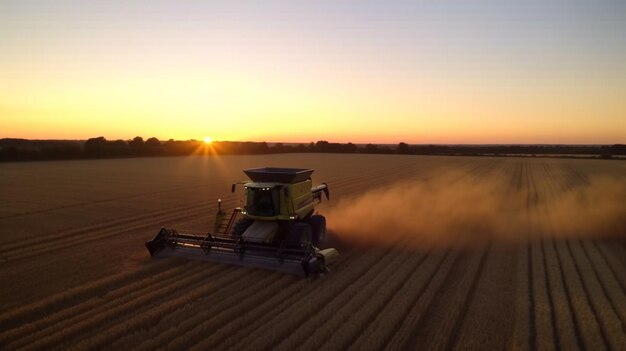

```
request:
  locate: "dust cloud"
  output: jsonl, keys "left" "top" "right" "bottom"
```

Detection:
{"left": 325, "top": 174, "right": 626, "bottom": 249}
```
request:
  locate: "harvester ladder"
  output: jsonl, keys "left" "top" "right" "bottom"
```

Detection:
{"left": 216, "top": 208, "right": 242, "bottom": 234}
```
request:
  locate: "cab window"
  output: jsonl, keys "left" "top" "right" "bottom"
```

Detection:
{"left": 246, "top": 188, "right": 277, "bottom": 216}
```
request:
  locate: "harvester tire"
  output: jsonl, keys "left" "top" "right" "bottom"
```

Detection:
{"left": 286, "top": 223, "right": 312, "bottom": 248}
{"left": 309, "top": 215, "right": 326, "bottom": 246}
{"left": 231, "top": 218, "right": 253, "bottom": 236}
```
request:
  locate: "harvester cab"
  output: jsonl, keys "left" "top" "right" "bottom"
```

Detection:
{"left": 145, "top": 167, "right": 338, "bottom": 277}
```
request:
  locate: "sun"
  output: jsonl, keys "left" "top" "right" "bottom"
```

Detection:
{"left": 203, "top": 136, "right": 213, "bottom": 144}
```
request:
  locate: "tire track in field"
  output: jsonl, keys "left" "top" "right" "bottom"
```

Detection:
{"left": 427, "top": 246, "right": 489, "bottom": 351}
{"left": 280, "top": 251, "right": 427, "bottom": 351}
{"left": 0, "top": 203, "right": 230, "bottom": 263}
{"left": 0, "top": 258, "right": 172, "bottom": 332}
{"left": 312, "top": 163, "right": 500, "bottom": 349}
{"left": 0, "top": 177, "right": 233, "bottom": 220}
{"left": 542, "top": 237, "right": 581, "bottom": 351}
{"left": 538, "top": 159, "right": 608, "bottom": 349}
{"left": 450, "top": 247, "right": 518, "bottom": 351}
{"left": 550, "top": 237, "right": 606, "bottom": 349}
{"left": 162, "top": 273, "right": 297, "bottom": 350}
{"left": 123, "top": 268, "right": 291, "bottom": 350}
{"left": 531, "top": 241, "right": 558, "bottom": 351}
{"left": 540, "top": 160, "right": 588, "bottom": 351}
{"left": 3, "top": 263, "right": 212, "bottom": 350}
{"left": 0, "top": 260, "right": 194, "bottom": 344}
{"left": 547, "top": 162, "right": 625, "bottom": 350}
{"left": 567, "top": 240, "right": 624, "bottom": 350}
{"left": 443, "top": 157, "right": 504, "bottom": 186}
{"left": 7, "top": 263, "right": 284, "bottom": 350}
{"left": 580, "top": 241, "right": 626, "bottom": 330}
{"left": 177, "top": 254, "right": 361, "bottom": 351}
{"left": 44, "top": 264, "right": 237, "bottom": 351}
{"left": 352, "top": 154, "right": 500, "bottom": 351}
{"left": 0, "top": 192, "right": 238, "bottom": 258}
{"left": 345, "top": 251, "right": 451, "bottom": 351}
{"left": 338, "top": 162, "right": 506, "bottom": 348}
{"left": 528, "top": 161, "right": 559, "bottom": 351}
{"left": 310, "top": 162, "right": 500, "bottom": 348}
{"left": 8, "top": 266, "right": 204, "bottom": 349}
{"left": 350, "top": 159, "right": 505, "bottom": 351}
{"left": 555, "top": 239, "right": 609, "bottom": 351}
{"left": 0, "top": 181, "right": 229, "bottom": 220}
{"left": 510, "top": 158, "right": 537, "bottom": 351}
{"left": 69, "top": 266, "right": 264, "bottom": 351}
{"left": 378, "top": 251, "right": 459, "bottom": 351}
{"left": 222, "top": 247, "right": 400, "bottom": 351}
{"left": 514, "top": 159, "right": 542, "bottom": 351}
{"left": 511, "top": 242, "right": 533, "bottom": 351}
{"left": 0, "top": 195, "right": 232, "bottom": 253}
{"left": 452, "top": 158, "right": 520, "bottom": 350}
{"left": 401, "top": 246, "right": 489, "bottom": 351}
{"left": 592, "top": 241, "right": 626, "bottom": 293}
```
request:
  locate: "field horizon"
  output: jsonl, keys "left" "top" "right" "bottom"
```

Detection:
{"left": 3, "top": 137, "right": 624, "bottom": 146}
{"left": 2, "top": 137, "right": 625, "bottom": 163}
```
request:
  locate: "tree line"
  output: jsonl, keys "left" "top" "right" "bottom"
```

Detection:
{"left": 0, "top": 137, "right": 624, "bottom": 162}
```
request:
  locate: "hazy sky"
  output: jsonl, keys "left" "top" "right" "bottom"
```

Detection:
{"left": 1, "top": 0, "right": 625, "bottom": 143}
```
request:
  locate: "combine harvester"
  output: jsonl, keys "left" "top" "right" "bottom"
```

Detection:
{"left": 146, "top": 167, "right": 339, "bottom": 277}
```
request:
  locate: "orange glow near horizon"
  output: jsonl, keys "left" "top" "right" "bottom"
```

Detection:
{"left": 1, "top": 1, "right": 625, "bottom": 145}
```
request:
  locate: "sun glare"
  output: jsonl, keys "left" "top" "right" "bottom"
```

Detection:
{"left": 203, "top": 136, "right": 213, "bottom": 144}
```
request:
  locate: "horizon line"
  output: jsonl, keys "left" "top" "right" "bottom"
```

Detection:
{"left": 1, "top": 137, "right": 623, "bottom": 147}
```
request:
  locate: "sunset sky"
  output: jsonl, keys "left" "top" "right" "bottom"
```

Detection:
{"left": 1, "top": 0, "right": 625, "bottom": 144}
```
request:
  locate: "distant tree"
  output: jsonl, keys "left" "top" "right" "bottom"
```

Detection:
{"left": 84, "top": 137, "right": 108, "bottom": 157}
{"left": 397, "top": 142, "right": 410, "bottom": 154}
{"left": 255, "top": 142, "right": 269, "bottom": 154}
{"left": 343, "top": 142, "right": 357, "bottom": 154}
{"left": 130, "top": 136, "right": 144, "bottom": 144}
{"left": 40, "top": 144, "right": 81, "bottom": 159}
{"left": 128, "top": 136, "right": 144, "bottom": 155}
{"left": 378, "top": 145, "right": 392, "bottom": 154}
{"left": 143, "top": 137, "right": 161, "bottom": 155}
{"left": 609, "top": 144, "right": 626, "bottom": 155}
{"left": 315, "top": 140, "right": 331, "bottom": 152}
{"left": 145, "top": 137, "right": 160, "bottom": 147}
{"left": 163, "top": 139, "right": 173, "bottom": 154}
{"left": 109, "top": 139, "right": 129, "bottom": 156}
{"left": 0, "top": 146, "right": 20, "bottom": 161}
{"left": 364, "top": 143, "right": 378, "bottom": 154}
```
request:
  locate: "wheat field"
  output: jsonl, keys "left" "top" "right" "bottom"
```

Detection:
{"left": 0, "top": 154, "right": 624, "bottom": 350}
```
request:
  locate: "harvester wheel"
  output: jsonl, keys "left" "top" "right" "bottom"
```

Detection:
{"left": 309, "top": 215, "right": 326, "bottom": 246}
{"left": 231, "top": 218, "right": 253, "bottom": 236}
{"left": 286, "top": 223, "right": 312, "bottom": 248}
